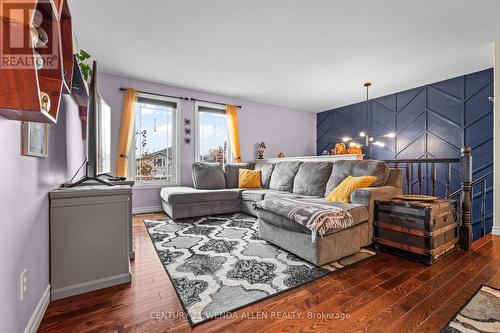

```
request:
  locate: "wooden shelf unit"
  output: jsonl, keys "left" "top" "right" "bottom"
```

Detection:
{"left": 0, "top": 0, "right": 74, "bottom": 124}
{"left": 59, "top": 0, "right": 73, "bottom": 93}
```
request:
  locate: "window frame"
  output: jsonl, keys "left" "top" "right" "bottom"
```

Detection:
{"left": 194, "top": 101, "right": 232, "bottom": 163}
{"left": 129, "top": 93, "right": 181, "bottom": 188}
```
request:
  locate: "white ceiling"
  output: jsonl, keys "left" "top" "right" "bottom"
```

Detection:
{"left": 69, "top": 0, "right": 500, "bottom": 112}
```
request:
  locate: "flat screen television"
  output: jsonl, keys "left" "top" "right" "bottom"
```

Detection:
{"left": 68, "top": 61, "right": 113, "bottom": 187}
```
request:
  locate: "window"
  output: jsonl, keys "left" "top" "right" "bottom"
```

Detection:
{"left": 195, "top": 102, "right": 231, "bottom": 163}
{"left": 97, "top": 94, "right": 111, "bottom": 174}
{"left": 130, "top": 94, "right": 180, "bottom": 185}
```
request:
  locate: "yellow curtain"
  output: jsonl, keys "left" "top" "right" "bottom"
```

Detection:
{"left": 226, "top": 105, "right": 241, "bottom": 163}
{"left": 115, "top": 88, "right": 138, "bottom": 176}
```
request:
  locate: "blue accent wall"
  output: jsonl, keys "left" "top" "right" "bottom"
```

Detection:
{"left": 316, "top": 68, "right": 494, "bottom": 240}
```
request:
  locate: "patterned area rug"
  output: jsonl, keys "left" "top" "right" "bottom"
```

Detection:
{"left": 144, "top": 212, "right": 375, "bottom": 326}
{"left": 441, "top": 285, "right": 500, "bottom": 332}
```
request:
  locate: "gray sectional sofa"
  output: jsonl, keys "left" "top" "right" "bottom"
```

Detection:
{"left": 160, "top": 160, "right": 402, "bottom": 265}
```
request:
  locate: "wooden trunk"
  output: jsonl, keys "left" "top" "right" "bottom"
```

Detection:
{"left": 374, "top": 199, "right": 458, "bottom": 265}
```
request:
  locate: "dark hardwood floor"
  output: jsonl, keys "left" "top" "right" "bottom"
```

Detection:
{"left": 39, "top": 213, "right": 500, "bottom": 333}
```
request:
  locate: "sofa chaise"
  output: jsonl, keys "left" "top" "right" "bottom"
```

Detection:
{"left": 160, "top": 160, "right": 402, "bottom": 265}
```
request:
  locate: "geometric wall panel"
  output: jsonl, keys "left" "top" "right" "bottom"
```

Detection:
{"left": 465, "top": 82, "right": 493, "bottom": 125}
{"left": 397, "top": 89, "right": 426, "bottom": 131}
{"left": 431, "top": 76, "right": 463, "bottom": 100}
{"left": 427, "top": 86, "right": 463, "bottom": 125}
{"left": 317, "top": 68, "right": 494, "bottom": 240}
{"left": 427, "top": 113, "right": 462, "bottom": 149}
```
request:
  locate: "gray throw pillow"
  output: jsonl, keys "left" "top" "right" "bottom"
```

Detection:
{"left": 254, "top": 162, "right": 275, "bottom": 188}
{"left": 324, "top": 160, "right": 389, "bottom": 196}
{"left": 192, "top": 162, "right": 226, "bottom": 189}
{"left": 293, "top": 161, "right": 333, "bottom": 196}
{"left": 269, "top": 161, "right": 302, "bottom": 192}
{"left": 223, "top": 162, "right": 256, "bottom": 188}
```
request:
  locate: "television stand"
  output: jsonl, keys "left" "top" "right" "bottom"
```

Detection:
{"left": 98, "top": 173, "right": 127, "bottom": 182}
{"left": 65, "top": 175, "right": 114, "bottom": 188}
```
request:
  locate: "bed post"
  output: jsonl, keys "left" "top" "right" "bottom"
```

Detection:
{"left": 459, "top": 146, "right": 473, "bottom": 251}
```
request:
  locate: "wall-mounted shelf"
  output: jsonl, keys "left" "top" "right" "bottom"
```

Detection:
{"left": 0, "top": 0, "right": 74, "bottom": 123}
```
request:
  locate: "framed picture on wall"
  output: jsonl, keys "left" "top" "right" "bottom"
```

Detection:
{"left": 21, "top": 122, "right": 48, "bottom": 158}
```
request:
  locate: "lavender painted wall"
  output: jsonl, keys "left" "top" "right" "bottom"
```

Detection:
{"left": 98, "top": 73, "right": 317, "bottom": 210}
{"left": 0, "top": 95, "right": 85, "bottom": 333}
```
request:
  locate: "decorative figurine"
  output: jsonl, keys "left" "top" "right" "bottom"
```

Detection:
{"left": 257, "top": 142, "right": 266, "bottom": 159}
{"left": 278, "top": 152, "right": 285, "bottom": 158}
{"left": 322, "top": 150, "right": 329, "bottom": 155}
{"left": 40, "top": 92, "right": 50, "bottom": 112}
{"left": 35, "top": 26, "right": 48, "bottom": 47}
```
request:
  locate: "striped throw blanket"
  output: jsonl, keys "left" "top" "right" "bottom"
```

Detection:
{"left": 254, "top": 198, "right": 353, "bottom": 242}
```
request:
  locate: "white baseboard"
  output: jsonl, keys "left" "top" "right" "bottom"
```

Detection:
{"left": 132, "top": 206, "right": 162, "bottom": 214}
{"left": 51, "top": 272, "right": 131, "bottom": 300}
{"left": 24, "top": 284, "right": 50, "bottom": 333}
{"left": 492, "top": 226, "right": 500, "bottom": 236}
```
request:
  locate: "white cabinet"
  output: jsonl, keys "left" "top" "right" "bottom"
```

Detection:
{"left": 49, "top": 185, "right": 132, "bottom": 300}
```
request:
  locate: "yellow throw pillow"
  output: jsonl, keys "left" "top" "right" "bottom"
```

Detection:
{"left": 238, "top": 169, "right": 262, "bottom": 188}
{"left": 326, "top": 175, "right": 377, "bottom": 203}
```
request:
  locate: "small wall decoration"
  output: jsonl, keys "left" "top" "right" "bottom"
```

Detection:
{"left": 22, "top": 122, "right": 48, "bottom": 158}
{"left": 183, "top": 118, "right": 192, "bottom": 145}
{"left": 278, "top": 152, "right": 285, "bottom": 158}
{"left": 257, "top": 142, "right": 266, "bottom": 159}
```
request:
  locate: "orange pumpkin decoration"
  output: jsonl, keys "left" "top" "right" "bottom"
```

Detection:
{"left": 347, "top": 145, "right": 363, "bottom": 155}
{"left": 333, "top": 143, "right": 346, "bottom": 155}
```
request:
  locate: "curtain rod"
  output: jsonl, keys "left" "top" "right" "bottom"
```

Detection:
{"left": 190, "top": 98, "right": 242, "bottom": 109}
{"left": 119, "top": 87, "right": 189, "bottom": 101}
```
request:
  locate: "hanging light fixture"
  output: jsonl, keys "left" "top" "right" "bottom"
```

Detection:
{"left": 344, "top": 82, "right": 395, "bottom": 156}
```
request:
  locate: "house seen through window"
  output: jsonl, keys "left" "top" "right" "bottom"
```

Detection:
{"left": 196, "top": 103, "right": 231, "bottom": 163}
{"left": 132, "top": 96, "right": 179, "bottom": 184}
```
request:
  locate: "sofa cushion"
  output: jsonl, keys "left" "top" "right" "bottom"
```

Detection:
{"left": 293, "top": 161, "right": 333, "bottom": 196}
{"left": 160, "top": 187, "right": 242, "bottom": 204}
{"left": 192, "top": 162, "right": 226, "bottom": 189}
{"left": 386, "top": 168, "right": 403, "bottom": 189}
{"left": 269, "top": 161, "right": 302, "bottom": 192}
{"left": 325, "top": 160, "right": 389, "bottom": 196}
{"left": 242, "top": 189, "right": 267, "bottom": 202}
{"left": 241, "top": 189, "right": 318, "bottom": 202}
{"left": 254, "top": 162, "right": 275, "bottom": 188}
{"left": 264, "top": 191, "right": 318, "bottom": 200}
{"left": 223, "top": 162, "right": 256, "bottom": 188}
{"left": 326, "top": 175, "right": 377, "bottom": 203}
{"left": 238, "top": 169, "right": 261, "bottom": 188}
{"left": 299, "top": 198, "right": 369, "bottom": 223}
{"left": 256, "top": 200, "right": 368, "bottom": 236}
